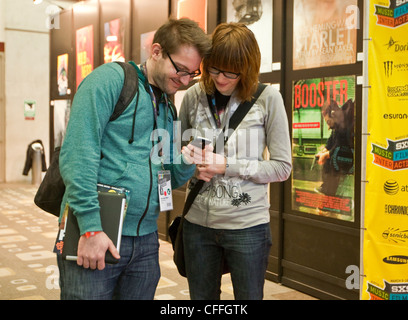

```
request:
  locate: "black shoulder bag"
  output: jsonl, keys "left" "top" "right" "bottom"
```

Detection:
{"left": 169, "top": 83, "right": 267, "bottom": 277}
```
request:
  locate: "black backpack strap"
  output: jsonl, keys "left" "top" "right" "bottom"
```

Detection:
{"left": 110, "top": 61, "right": 139, "bottom": 122}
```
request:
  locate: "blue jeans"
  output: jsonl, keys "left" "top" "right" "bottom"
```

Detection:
{"left": 57, "top": 232, "right": 160, "bottom": 300}
{"left": 183, "top": 220, "right": 272, "bottom": 300}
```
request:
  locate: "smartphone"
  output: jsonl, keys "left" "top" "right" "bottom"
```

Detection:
{"left": 190, "top": 136, "right": 212, "bottom": 149}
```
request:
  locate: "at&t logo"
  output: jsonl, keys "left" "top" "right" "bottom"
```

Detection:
{"left": 383, "top": 179, "right": 408, "bottom": 195}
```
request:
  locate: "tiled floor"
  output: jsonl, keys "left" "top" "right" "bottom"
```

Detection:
{"left": 0, "top": 183, "right": 316, "bottom": 300}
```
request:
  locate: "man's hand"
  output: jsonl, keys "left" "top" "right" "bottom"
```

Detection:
{"left": 316, "top": 149, "right": 330, "bottom": 165}
{"left": 76, "top": 232, "right": 120, "bottom": 270}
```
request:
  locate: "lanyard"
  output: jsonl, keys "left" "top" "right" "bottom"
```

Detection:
{"left": 140, "top": 63, "right": 170, "bottom": 130}
{"left": 140, "top": 63, "right": 169, "bottom": 161}
{"left": 206, "top": 92, "right": 234, "bottom": 143}
{"left": 207, "top": 94, "right": 222, "bottom": 128}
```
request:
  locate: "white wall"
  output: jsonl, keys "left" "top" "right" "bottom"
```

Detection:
{"left": 4, "top": 0, "right": 50, "bottom": 182}
{"left": 0, "top": 0, "right": 5, "bottom": 42}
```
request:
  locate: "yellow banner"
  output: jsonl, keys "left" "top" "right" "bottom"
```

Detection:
{"left": 362, "top": 0, "right": 408, "bottom": 300}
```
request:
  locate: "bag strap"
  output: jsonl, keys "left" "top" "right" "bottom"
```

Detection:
{"left": 182, "top": 83, "right": 267, "bottom": 217}
{"left": 109, "top": 61, "right": 139, "bottom": 122}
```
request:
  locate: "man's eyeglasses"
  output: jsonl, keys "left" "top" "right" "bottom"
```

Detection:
{"left": 207, "top": 67, "right": 240, "bottom": 79}
{"left": 167, "top": 53, "right": 201, "bottom": 78}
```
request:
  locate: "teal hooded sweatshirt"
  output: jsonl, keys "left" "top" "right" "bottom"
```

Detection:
{"left": 59, "top": 62, "right": 195, "bottom": 236}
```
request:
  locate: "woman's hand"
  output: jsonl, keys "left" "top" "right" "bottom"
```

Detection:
{"left": 182, "top": 142, "right": 213, "bottom": 165}
{"left": 196, "top": 152, "right": 227, "bottom": 182}
{"left": 182, "top": 142, "right": 226, "bottom": 181}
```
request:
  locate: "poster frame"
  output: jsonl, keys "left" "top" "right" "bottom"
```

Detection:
{"left": 283, "top": 0, "right": 364, "bottom": 230}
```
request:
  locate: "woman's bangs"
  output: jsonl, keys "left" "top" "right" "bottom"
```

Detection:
{"left": 210, "top": 42, "right": 243, "bottom": 73}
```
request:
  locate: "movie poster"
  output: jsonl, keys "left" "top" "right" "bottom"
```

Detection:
{"left": 293, "top": 0, "right": 358, "bottom": 70}
{"left": 362, "top": 0, "right": 408, "bottom": 300}
{"left": 104, "top": 17, "right": 126, "bottom": 63}
{"left": 76, "top": 25, "right": 94, "bottom": 88}
{"left": 177, "top": 0, "right": 207, "bottom": 32}
{"left": 140, "top": 30, "right": 155, "bottom": 63}
{"left": 226, "top": 0, "right": 273, "bottom": 73}
{"left": 57, "top": 54, "right": 68, "bottom": 96}
{"left": 53, "top": 100, "right": 71, "bottom": 148}
{"left": 291, "top": 75, "right": 356, "bottom": 221}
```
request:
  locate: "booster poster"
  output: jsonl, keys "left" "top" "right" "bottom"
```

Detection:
{"left": 291, "top": 75, "right": 356, "bottom": 222}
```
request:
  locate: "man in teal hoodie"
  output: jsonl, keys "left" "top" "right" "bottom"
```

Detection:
{"left": 57, "top": 18, "right": 211, "bottom": 300}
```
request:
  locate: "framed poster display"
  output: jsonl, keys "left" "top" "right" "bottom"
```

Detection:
{"left": 292, "top": 0, "right": 358, "bottom": 70}
{"left": 57, "top": 54, "right": 69, "bottom": 96}
{"left": 225, "top": 0, "right": 273, "bottom": 73}
{"left": 132, "top": 0, "right": 169, "bottom": 63}
{"left": 53, "top": 100, "right": 71, "bottom": 148}
{"left": 177, "top": 0, "right": 207, "bottom": 32}
{"left": 76, "top": 25, "right": 94, "bottom": 88}
{"left": 291, "top": 75, "right": 356, "bottom": 222}
{"left": 140, "top": 30, "right": 156, "bottom": 63}
{"left": 100, "top": 0, "right": 131, "bottom": 64}
{"left": 103, "top": 17, "right": 126, "bottom": 63}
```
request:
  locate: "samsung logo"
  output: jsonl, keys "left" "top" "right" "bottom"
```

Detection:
{"left": 383, "top": 255, "right": 408, "bottom": 265}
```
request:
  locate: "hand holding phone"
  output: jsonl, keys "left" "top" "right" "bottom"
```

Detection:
{"left": 189, "top": 136, "right": 212, "bottom": 149}
{"left": 182, "top": 137, "right": 212, "bottom": 165}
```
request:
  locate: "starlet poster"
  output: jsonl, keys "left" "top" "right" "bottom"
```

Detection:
{"left": 76, "top": 25, "right": 94, "bottom": 88}
{"left": 293, "top": 0, "right": 358, "bottom": 70}
{"left": 291, "top": 76, "right": 356, "bottom": 221}
{"left": 362, "top": 0, "right": 408, "bottom": 300}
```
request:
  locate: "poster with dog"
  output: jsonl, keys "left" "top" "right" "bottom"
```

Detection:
{"left": 291, "top": 75, "right": 356, "bottom": 221}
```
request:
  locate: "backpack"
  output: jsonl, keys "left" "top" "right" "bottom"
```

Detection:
{"left": 34, "top": 61, "right": 139, "bottom": 216}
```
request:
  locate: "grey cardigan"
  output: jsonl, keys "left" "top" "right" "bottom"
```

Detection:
{"left": 179, "top": 83, "right": 292, "bottom": 230}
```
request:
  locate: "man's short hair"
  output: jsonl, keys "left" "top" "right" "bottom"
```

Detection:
{"left": 153, "top": 18, "right": 211, "bottom": 58}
